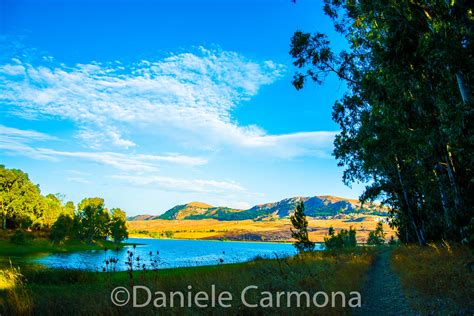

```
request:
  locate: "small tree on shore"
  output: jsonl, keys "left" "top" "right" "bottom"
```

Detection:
{"left": 324, "top": 226, "right": 357, "bottom": 250}
{"left": 49, "top": 214, "right": 74, "bottom": 244}
{"left": 110, "top": 208, "right": 128, "bottom": 243}
{"left": 290, "top": 201, "right": 315, "bottom": 253}
{"left": 367, "top": 222, "right": 386, "bottom": 246}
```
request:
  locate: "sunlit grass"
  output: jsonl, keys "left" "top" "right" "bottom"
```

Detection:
{"left": 129, "top": 216, "right": 395, "bottom": 242}
{"left": 0, "top": 266, "right": 20, "bottom": 290}
{"left": 391, "top": 242, "right": 474, "bottom": 313}
{"left": 1, "top": 248, "right": 376, "bottom": 315}
{"left": 0, "top": 266, "right": 32, "bottom": 314}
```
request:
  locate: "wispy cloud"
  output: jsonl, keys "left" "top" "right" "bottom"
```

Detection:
{"left": 0, "top": 125, "right": 208, "bottom": 172}
{"left": 111, "top": 174, "right": 245, "bottom": 194}
{"left": 0, "top": 125, "right": 56, "bottom": 141}
{"left": 0, "top": 47, "right": 336, "bottom": 157}
{"left": 0, "top": 125, "right": 58, "bottom": 160}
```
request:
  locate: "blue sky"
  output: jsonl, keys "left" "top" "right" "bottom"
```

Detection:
{"left": 0, "top": 0, "right": 365, "bottom": 215}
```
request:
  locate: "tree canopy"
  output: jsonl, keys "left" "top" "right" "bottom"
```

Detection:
{"left": 0, "top": 165, "right": 129, "bottom": 244}
{"left": 291, "top": 0, "right": 473, "bottom": 245}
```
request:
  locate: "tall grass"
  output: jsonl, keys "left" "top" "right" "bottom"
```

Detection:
{"left": 1, "top": 249, "right": 375, "bottom": 315}
{"left": 391, "top": 242, "right": 474, "bottom": 314}
{"left": 0, "top": 266, "right": 32, "bottom": 315}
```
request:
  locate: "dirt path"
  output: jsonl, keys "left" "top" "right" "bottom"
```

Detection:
{"left": 354, "top": 249, "right": 415, "bottom": 315}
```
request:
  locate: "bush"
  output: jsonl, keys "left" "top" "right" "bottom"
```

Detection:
{"left": 49, "top": 214, "right": 74, "bottom": 244}
{"left": 388, "top": 235, "right": 398, "bottom": 246}
{"left": 367, "top": 222, "right": 386, "bottom": 246}
{"left": 324, "top": 226, "right": 357, "bottom": 250}
{"left": 9, "top": 230, "right": 33, "bottom": 245}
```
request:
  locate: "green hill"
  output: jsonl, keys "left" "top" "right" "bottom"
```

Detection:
{"left": 128, "top": 195, "right": 387, "bottom": 221}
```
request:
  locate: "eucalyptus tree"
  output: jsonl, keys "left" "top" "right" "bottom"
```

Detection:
{"left": 290, "top": 0, "right": 473, "bottom": 244}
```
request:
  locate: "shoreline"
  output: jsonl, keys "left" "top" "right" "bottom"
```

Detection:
{"left": 127, "top": 235, "right": 299, "bottom": 245}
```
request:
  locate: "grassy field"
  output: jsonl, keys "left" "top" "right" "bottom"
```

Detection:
{"left": 391, "top": 243, "right": 474, "bottom": 314}
{"left": 128, "top": 216, "right": 396, "bottom": 243}
{"left": 0, "top": 248, "right": 376, "bottom": 315}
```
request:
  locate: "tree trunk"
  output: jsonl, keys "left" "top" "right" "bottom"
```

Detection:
{"left": 2, "top": 215, "right": 6, "bottom": 230}
{"left": 433, "top": 169, "right": 451, "bottom": 235}
{"left": 395, "top": 157, "right": 426, "bottom": 245}
{"left": 445, "top": 148, "right": 462, "bottom": 213}
{"left": 456, "top": 72, "right": 471, "bottom": 104}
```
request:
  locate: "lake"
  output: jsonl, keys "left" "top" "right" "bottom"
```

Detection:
{"left": 25, "top": 238, "right": 313, "bottom": 271}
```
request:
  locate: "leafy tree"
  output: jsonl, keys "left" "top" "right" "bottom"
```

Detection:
{"left": 324, "top": 226, "right": 357, "bottom": 250}
{"left": 49, "top": 214, "right": 74, "bottom": 244}
{"left": 0, "top": 165, "right": 43, "bottom": 230}
{"left": 110, "top": 208, "right": 128, "bottom": 243}
{"left": 63, "top": 201, "right": 75, "bottom": 217}
{"left": 290, "top": 0, "right": 473, "bottom": 245}
{"left": 37, "top": 194, "right": 63, "bottom": 229}
{"left": 367, "top": 222, "right": 386, "bottom": 246}
{"left": 76, "top": 197, "right": 111, "bottom": 243}
{"left": 290, "top": 201, "right": 315, "bottom": 252}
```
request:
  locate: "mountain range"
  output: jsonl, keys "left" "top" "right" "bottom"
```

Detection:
{"left": 128, "top": 195, "right": 388, "bottom": 221}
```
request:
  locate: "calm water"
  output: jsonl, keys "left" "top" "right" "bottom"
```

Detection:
{"left": 27, "top": 238, "right": 306, "bottom": 271}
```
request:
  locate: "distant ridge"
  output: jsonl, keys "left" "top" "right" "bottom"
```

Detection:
{"left": 127, "top": 195, "right": 387, "bottom": 221}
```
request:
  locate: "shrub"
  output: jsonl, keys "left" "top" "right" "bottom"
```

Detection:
{"left": 9, "top": 230, "right": 32, "bottom": 245}
{"left": 367, "top": 222, "right": 386, "bottom": 246}
{"left": 49, "top": 214, "right": 74, "bottom": 244}
{"left": 388, "top": 235, "right": 398, "bottom": 246}
{"left": 324, "top": 226, "right": 357, "bottom": 250}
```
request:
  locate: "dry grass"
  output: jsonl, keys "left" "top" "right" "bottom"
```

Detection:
{"left": 128, "top": 216, "right": 396, "bottom": 243}
{"left": 0, "top": 266, "right": 32, "bottom": 315}
{"left": 2, "top": 249, "right": 376, "bottom": 315}
{"left": 391, "top": 243, "right": 474, "bottom": 314}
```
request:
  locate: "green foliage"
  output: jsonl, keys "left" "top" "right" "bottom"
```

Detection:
{"left": 367, "top": 222, "right": 386, "bottom": 246}
{"left": 10, "top": 230, "right": 33, "bottom": 245}
{"left": 388, "top": 235, "right": 398, "bottom": 246}
{"left": 290, "top": 1, "right": 474, "bottom": 245}
{"left": 49, "top": 214, "right": 74, "bottom": 244}
{"left": 0, "top": 165, "right": 43, "bottom": 230}
{"left": 0, "top": 165, "right": 75, "bottom": 231}
{"left": 164, "top": 231, "right": 174, "bottom": 238}
{"left": 324, "top": 226, "right": 357, "bottom": 250}
{"left": 0, "top": 178, "right": 130, "bottom": 244}
{"left": 76, "top": 198, "right": 111, "bottom": 243}
{"left": 290, "top": 201, "right": 315, "bottom": 253}
{"left": 110, "top": 208, "right": 128, "bottom": 243}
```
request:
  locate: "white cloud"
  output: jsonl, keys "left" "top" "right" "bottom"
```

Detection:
{"left": 0, "top": 125, "right": 208, "bottom": 172}
{"left": 111, "top": 174, "right": 245, "bottom": 194}
{"left": 0, "top": 125, "right": 58, "bottom": 160}
{"left": 0, "top": 47, "right": 336, "bottom": 157}
{"left": 0, "top": 125, "right": 55, "bottom": 141}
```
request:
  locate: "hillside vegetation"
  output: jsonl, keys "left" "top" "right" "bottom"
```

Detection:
{"left": 129, "top": 196, "right": 387, "bottom": 222}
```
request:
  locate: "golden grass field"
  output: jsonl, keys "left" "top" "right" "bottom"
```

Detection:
{"left": 128, "top": 215, "right": 396, "bottom": 242}
{"left": 391, "top": 243, "right": 474, "bottom": 313}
